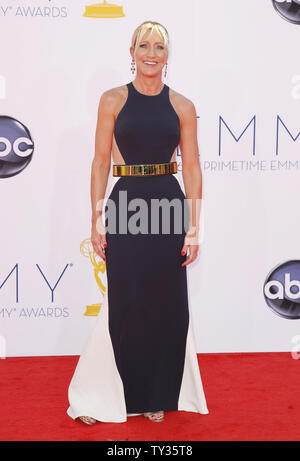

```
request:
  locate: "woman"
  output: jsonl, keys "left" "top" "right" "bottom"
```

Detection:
{"left": 67, "top": 20, "right": 209, "bottom": 424}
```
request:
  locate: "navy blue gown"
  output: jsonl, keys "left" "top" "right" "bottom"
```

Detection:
{"left": 67, "top": 81, "right": 209, "bottom": 423}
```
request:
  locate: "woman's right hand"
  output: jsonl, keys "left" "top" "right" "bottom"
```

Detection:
{"left": 91, "top": 218, "right": 107, "bottom": 261}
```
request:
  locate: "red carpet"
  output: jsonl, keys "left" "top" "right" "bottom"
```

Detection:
{"left": 0, "top": 352, "right": 299, "bottom": 441}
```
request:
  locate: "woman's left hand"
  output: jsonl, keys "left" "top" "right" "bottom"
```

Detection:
{"left": 181, "top": 232, "right": 199, "bottom": 267}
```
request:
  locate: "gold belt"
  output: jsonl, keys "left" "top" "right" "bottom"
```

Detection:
{"left": 113, "top": 161, "right": 177, "bottom": 177}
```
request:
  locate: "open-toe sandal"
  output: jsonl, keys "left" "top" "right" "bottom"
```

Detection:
{"left": 78, "top": 416, "right": 97, "bottom": 425}
{"left": 143, "top": 411, "right": 164, "bottom": 422}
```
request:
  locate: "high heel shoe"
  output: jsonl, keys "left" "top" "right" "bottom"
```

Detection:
{"left": 78, "top": 416, "right": 97, "bottom": 425}
{"left": 143, "top": 411, "right": 164, "bottom": 422}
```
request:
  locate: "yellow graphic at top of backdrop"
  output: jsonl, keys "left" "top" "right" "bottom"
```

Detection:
{"left": 83, "top": 0, "right": 125, "bottom": 18}
{"left": 80, "top": 238, "right": 106, "bottom": 316}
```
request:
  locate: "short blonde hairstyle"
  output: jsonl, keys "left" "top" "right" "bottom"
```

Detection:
{"left": 131, "top": 21, "right": 169, "bottom": 56}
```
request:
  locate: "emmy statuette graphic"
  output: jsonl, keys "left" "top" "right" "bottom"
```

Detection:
{"left": 80, "top": 238, "right": 106, "bottom": 316}
{"left": 83, "top": 0, "right": 125, "bottom": 18}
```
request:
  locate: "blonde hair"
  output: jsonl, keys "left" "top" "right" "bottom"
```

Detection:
{"left": 131, "top": 21, "right": 169, "bottom": 56}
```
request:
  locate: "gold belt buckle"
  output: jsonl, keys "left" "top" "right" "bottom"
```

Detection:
{"left": 113, "top": 161, "right": 177, "bottom": 177}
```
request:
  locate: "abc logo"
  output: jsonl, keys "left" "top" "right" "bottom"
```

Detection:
{"left": 263, "top": 260, "right": 300, "bottom": 319}
{"left": 272, "top": 0, "right": 300, "bottom": 25}
{"left": 0, "top": 116, "right": 34, "bottom": 178}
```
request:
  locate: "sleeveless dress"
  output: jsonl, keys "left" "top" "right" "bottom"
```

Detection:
{"left": 67, "top": 81, "right": 209, "bottom": 422}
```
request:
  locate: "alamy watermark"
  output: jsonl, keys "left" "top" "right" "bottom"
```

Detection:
{"left": 95, "top": 193, "right": 202, "bottom": 243}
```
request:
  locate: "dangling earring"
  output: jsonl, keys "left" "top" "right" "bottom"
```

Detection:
{"left": 131, "top": 59, "right": 136, "bottom": 74}
{"left": 164, "top": 62, "right": 168, "bottom": 78}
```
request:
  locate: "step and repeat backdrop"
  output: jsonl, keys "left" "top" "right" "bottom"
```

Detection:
{"left": 1, "top": 0, "right": 300, "bottom": 357}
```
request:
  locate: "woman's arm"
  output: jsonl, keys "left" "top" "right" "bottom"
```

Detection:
{"left": 179, "top": 99, "right": 202, "bottom": 267}
{"left": 91, "top": 90, "right": 115, "bottom": 259}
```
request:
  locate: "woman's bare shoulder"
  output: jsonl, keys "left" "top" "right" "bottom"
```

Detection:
{"left": 169, "top": 86, "right": 196, "bottom": 120}
{"left": 99, "top": 84, "right": 128, "bottom": 117}
{"left": 102, "top": 84, "right": 128, "bottom": 99}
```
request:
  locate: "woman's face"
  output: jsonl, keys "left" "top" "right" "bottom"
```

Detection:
{"left": 131, "top": 29, "right": 168, "bottom": 77}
